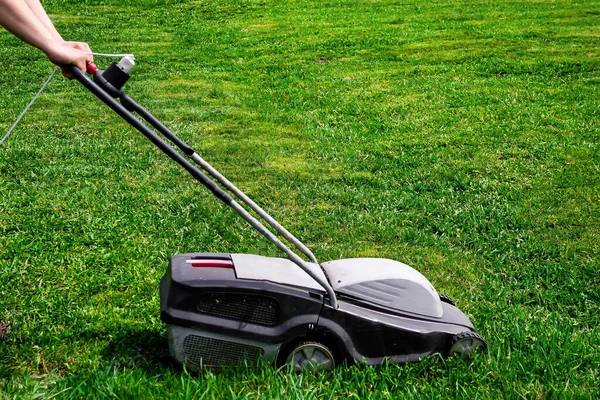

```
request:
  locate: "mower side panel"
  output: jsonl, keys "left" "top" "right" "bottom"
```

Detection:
{"left": 316, "top": 301, "right": 474, "bottom": 364}
{"left": 160, "top": 253, "right": 325, "bottom": 368}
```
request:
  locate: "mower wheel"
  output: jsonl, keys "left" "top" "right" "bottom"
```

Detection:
{"left": 449, "top": 331, "right": 487, "bottom": 358}
{"left": 285, "top": 341, "right": 335, "bottom": 372}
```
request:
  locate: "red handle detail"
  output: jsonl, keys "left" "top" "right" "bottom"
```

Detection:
{"left": 86, "top": 62, "right": 98, "bottom": 74}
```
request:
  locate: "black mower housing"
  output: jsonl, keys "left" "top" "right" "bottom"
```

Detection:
{"left": 160, "top": 253, "right": 476, "bottom": 367}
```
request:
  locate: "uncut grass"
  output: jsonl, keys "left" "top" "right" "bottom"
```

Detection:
{"left": 1, "top": 0, "right": 599, "bottom": 398}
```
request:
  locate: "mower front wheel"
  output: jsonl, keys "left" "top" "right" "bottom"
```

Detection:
{"left": 448, "top": 331, "right": 487, "bottom": 358}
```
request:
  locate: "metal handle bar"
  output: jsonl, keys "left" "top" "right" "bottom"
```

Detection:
{"left": 119, "top": 94, "right": 320, "bottom": 265}
{"left": 68, "top": 65, "right": 338, "bottom": 309}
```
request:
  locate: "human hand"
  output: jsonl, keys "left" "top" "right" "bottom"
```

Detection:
{"left": 44, "top": 41, "right": 94, "bottom": 78}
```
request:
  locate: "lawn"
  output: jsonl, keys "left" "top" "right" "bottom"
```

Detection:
{"left": 1, "top": 0, "right": 599, "bottom": 398}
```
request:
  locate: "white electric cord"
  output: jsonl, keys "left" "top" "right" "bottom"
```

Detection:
{"left": 87, "top": 52, "right": 135, "bottom": 59}
{"left": 1, "top": 53, "right": 134, "bottom": 147}
{"left": 0, "top": 66, "right": 58, "bottom": 147}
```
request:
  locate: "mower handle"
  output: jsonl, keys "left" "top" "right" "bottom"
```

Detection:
{"left": 118, "top": 92, "right": 321, "bottom": 266}
{"left": 68, "top": 65, "right": 233, "bottom": 204}
{"left": 67, "top": 64, "right": 339, "bottom": 309}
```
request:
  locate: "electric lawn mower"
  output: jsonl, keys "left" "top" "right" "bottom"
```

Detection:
{"left": 68, "top": 59, "right": 486, "bottom": 371}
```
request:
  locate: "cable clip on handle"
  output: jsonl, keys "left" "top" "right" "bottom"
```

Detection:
{"left": 84, "top": 56, "right": 135, "bottom": 97}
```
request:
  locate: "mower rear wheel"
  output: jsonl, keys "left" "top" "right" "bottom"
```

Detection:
{"left": 449, "top": 331, "right": 487, "bottom": 358}
{"left": 285, "top": 341, "right": 335, "bottom": 372}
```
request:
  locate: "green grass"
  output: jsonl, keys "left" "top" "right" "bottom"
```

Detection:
{"left": 1, "top": 0, "right": 599, "bottom": 398}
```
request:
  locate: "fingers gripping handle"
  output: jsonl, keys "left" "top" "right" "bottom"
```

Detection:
{"left": 67, "top": 65, "right": 233, "bottom": 205}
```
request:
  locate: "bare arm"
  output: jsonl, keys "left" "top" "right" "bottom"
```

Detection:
{"left": 23, "top": 0, "right": 63, "bottom": 42}
{"left": 0, "top": 0, "right": 57, "bottom": 52}
{"left": 0, "top": 0, "right": 92, "bottom": 77}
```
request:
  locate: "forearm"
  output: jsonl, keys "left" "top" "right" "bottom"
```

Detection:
{"left": 24, "top": 0, "right": 63, "bottom": 42}
{"left": 0, "top": 0, "right": 57, "bottom": 53}
{"left": 1, "top": 0, "right": 93, "bottom": 77}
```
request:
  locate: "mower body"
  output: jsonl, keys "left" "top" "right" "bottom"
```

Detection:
{"left": 70, "top": 62, "right": 485, "bottom": 371}
{"left": 160, "top": 253, "right": 476, "bottom": 369}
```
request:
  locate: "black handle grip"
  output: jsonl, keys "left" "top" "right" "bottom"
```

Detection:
{"left": 68, "top": 65, "right": 233, "bottom": 204}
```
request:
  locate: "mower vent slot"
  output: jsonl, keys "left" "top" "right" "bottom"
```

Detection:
{"left": 196, "top": 293, "right": 279, "bottom": 326}
{"left": 183, "top": 335, "right": 263, "bottom": 367}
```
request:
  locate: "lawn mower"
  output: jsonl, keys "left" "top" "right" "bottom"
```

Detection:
{"left": 69, "top": 59, "right": 486, "bottom": 371}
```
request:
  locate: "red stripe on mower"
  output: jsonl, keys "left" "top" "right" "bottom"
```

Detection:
{"left": 186, "top": 259, "right": 234, "bottom": 268}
